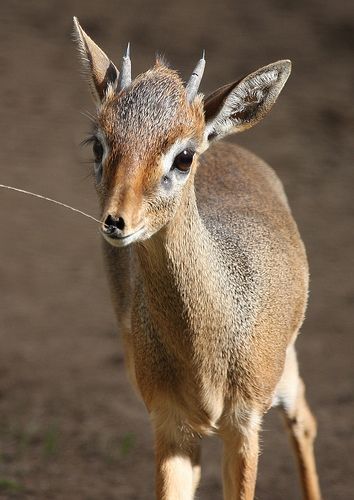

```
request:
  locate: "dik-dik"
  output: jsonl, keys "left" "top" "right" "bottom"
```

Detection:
{"left": 73, "top": 18, "right": 321, "bottom": 500}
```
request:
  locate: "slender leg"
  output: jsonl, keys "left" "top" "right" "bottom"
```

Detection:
{"left": 191, "top": 442, "right": 201, "bottom": 495}
{"left": 152, "top": 409, "right": 201, "bottom": 500}
{"left": 276, "top": 347, "right": 322, "bottom": 500}
{"left": 280, "top": 378, "right": 321, "bottom": 500}
{"left": 221, "top": 411, "right": 261, "bottom": 500}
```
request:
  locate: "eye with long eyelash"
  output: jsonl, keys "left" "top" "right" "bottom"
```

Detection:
{"left": 92, "top": 138, "right": 104, "bottom": 164}
{"left": 171, "top": 149, "right": 195, "bottom": 173}
{"left": 82, "top": 135, "right": 104, "bottom": 182}
{"left": 82, "top": 135, "right": 103, "bottom": 162}
{"left": 81, "top": 134, "right": 96, "bottom": 147}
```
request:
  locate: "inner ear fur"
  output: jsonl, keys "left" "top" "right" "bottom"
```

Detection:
{"left": 204, "top": 60, "right": 291, "bottom": 140}
{"left": 73, "top": 17, "right": 119, "bottom": 104}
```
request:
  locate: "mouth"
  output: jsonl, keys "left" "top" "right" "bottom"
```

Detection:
{"left": 100, "top": 226, "right": 146, "bottom": 247}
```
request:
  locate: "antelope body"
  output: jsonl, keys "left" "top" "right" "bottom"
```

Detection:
{"left": 74, "top": 18, "right": 321, "bottom": 500}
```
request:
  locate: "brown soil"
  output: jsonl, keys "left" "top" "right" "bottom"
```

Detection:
{"left": 0, "top": 1, "right": 353, "bottom": 498}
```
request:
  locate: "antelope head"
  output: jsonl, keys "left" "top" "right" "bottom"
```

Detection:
{"left": 73, "top": 17, "right": 291, "bottom": 247}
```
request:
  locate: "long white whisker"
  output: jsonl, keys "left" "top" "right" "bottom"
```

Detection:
{"left": 0, "top": 184, "right": 101, "bottom": 224}
{"left": 80, "top": 110, "right": 96, "bottom": 122}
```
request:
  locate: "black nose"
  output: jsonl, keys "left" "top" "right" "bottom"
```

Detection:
{"left": 104, "top": 214, "right": 125, "bottom": 234}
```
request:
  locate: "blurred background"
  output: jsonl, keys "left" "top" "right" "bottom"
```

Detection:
{"left": 0, "top": 0, "right": 353, "bottom": 498}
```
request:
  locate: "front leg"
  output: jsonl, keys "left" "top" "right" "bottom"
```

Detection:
{"left": 221, "top": 410, "right": 262, "bottom": 500}
{"left": 152, "top": 405, "right": 201, "bottom": 500}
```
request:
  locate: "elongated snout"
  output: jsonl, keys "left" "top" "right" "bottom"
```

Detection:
{"left": 101, "top": 213, "right": 145, "bottom": 246}
{"left": 100, "top": 173, "right": 146, "bottom": 246}
{"left": 101, "top": 207, "right": 145, "bottom": 247}
{"left": 103, "top": 214, "right": 126, "bottom": 235}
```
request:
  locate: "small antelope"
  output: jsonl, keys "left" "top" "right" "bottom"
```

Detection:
{"left": 73, "top": 18, "right": 321, "bottom": 500}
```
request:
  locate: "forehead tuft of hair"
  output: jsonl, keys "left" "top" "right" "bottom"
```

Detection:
{"left": 99, "top": 62, "right": 199, "bottom": 154}
{"left": 155, "top": 54, "right": 171, "bottom": 68}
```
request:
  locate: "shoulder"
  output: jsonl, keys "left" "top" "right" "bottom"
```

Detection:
{"left": 196, "top": 140, "right": 290, "bottom": 212}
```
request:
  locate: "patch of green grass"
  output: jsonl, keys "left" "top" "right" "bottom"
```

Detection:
{"left": 42, "top": 423, "right": 60, "bottom": 457}
{"left": 120, "top": 432, "right": 135, "bottom": 457}
{"left": 0, "top": 478, "right": 23, "bottom": 493}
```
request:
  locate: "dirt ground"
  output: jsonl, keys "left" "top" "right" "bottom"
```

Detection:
{"left": 0, "top": 0, "right": 353, "bottom": 498}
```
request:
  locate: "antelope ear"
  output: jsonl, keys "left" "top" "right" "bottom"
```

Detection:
{"left": 204, "top": 60, "right": 291, "bottom": 142}
{"left": 73, "top": 17, "right": 119, "bottom": 104}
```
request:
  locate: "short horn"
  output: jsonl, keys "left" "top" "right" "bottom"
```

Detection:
{"left": 185, "top": 50, "right": 206, "bottom": 102}
{"left": 118, "top": 42, "right": 131, "bottom": 91}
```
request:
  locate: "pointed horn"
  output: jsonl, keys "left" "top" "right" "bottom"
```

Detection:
{"left": 186, "top": 50, "right": 206, "bottom": 102}
{"left": 118, "top": 42, "right": 131, "bottom": 91}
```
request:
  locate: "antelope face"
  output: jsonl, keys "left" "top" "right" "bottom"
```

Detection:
{"left": 74, "top": 18, "right": 291, "bottom": 247}
{"left": 93, "top": 66, "right": 205, "bottom": 247}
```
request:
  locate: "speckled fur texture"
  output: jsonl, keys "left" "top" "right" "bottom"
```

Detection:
{"left": 74, "top": 18, "right": 321, "bottom": 500}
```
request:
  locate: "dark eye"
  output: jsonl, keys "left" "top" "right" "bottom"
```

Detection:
{"left": 172, "top": 149, "right": 195, "bottom": 173}
{"left": 93, "top": 138, "right": 104, "bottom": 163}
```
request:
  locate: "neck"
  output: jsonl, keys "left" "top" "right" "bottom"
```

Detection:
{"left": 136, "top": 185, "right": 233, "bottom": 353}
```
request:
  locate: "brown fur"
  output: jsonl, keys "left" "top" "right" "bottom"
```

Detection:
{"left": 73, "top": 19, "right": 321, "bottom": 499}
